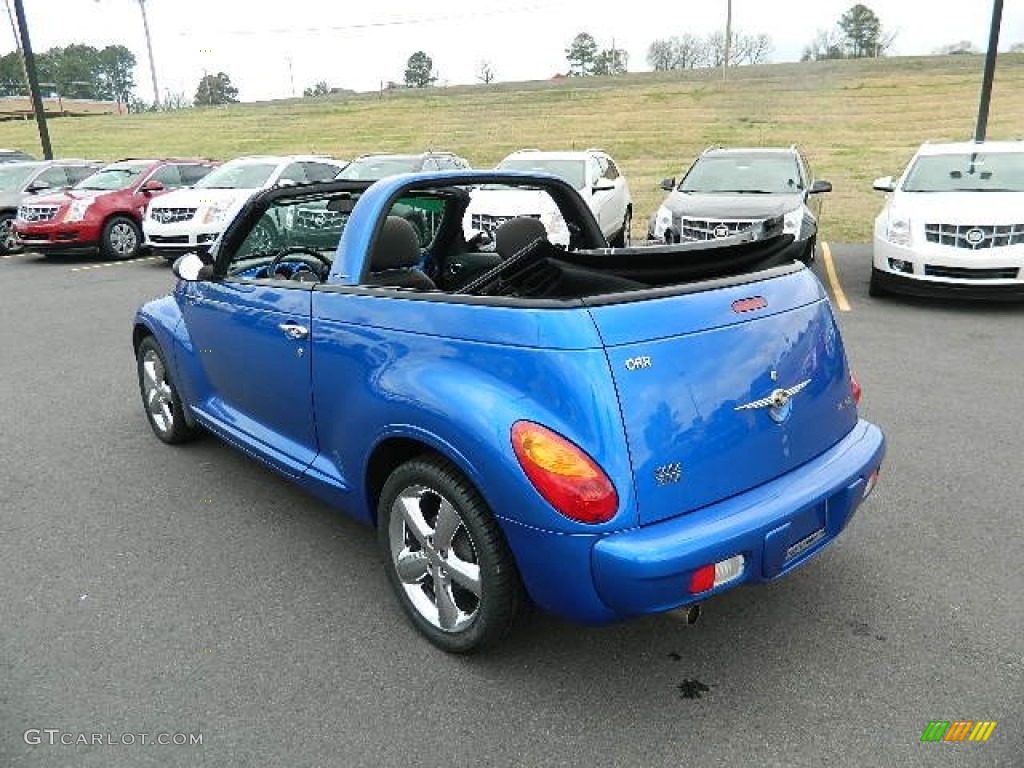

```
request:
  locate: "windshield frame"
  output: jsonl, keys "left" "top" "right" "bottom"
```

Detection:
{"left": 679, "top": 154, "right": 805, "bottom": 194}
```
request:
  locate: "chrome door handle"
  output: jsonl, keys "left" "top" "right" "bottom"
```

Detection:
{"left": 277, "top": 323, "right": 309, "bottom": 340}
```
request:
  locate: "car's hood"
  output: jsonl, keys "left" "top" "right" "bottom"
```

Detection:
{"left": 889, "top": 191, "right": 1024, "bottom": 223}
{"left": 466, "top": 187, "right": 563, "bottom": 216}
{"left": 0, "top": 191, "right": 26, "bottom": 208}
{"left": 661, "top": 191, "right": 803, "bottom": 218}
{"left": 25, "top": 189, "right": 106, "bottom": 206}
{"left": 150, "top": 187, "right": 250, "bottom": 209}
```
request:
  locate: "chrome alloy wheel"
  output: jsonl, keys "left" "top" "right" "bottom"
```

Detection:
{"left": 109, "top": 221, "right": 138, "bottom": 256}
{"left": 141, "top": 348, "right": 174, "bottom": 435}
{"left": 0, "top": 217, "right": 16, "bottom": 252}
{"left": 387, "top": 484, "right": 482, "bottom": 632}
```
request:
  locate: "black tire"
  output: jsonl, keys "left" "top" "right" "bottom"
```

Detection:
{"left": 135, "top": 336, "right": 199, "bottom": 444}
{"left": 868, "top": 268, "right": 886, "bottom": 297}
{"left": 610, "top": 207, "right": 632, "bottom": 248}
{"left": 101, "top": 215, "right": 142, "bottom": 260}
{"left": 800, "top": 236, "right": 817, "bottom": 264}
{"left": 377, "top": 455, "right": 525, "bottom": 653}
{"left": 0, "top": 211, "right": 18, "bottom": 255}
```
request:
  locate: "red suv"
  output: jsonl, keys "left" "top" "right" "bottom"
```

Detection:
{"left": 14, "top": 158, "right": 217, "bottom": 259}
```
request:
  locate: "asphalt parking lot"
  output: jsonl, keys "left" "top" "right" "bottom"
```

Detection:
{"left": 1, "top": 245, "right": 1021, "bottom": 767}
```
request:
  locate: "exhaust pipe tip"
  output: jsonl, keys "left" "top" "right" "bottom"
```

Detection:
{"left": 682, "top": 604, "right": 701, "bottom": 625}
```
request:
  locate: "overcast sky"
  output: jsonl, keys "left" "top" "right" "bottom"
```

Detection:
{"left": 11, "top": 0, "right": 1024, "bottom": 102}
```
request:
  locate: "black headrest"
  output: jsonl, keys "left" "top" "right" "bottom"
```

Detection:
{"left": 494, "top": 216, "right": 547, "bottom": 260}
{"left": 371, "top": 216, "right": 421, "bottom": 270}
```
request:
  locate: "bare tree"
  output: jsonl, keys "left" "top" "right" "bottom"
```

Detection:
{"left": 647, "top": 34, "right": 709, "bottom": 71}
{"left": 476, "top": 60, "right": 495, "bottom": 84}
{"left": 801, "top": 27, "right": 846, "bottom": 61}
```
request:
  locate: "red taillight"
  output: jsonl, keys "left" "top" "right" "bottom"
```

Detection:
{"left": 511, "top": 421, "right": 618, "bottom": 524}
{"left": 850, "top": 372, "right": 862, "bottom": 404}
{"left": 689, "top": 564, "right": 716, "bottom": 594}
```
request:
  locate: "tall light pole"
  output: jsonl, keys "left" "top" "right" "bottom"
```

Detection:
{"left": 11, "top": 0, "right": 51, "bottom": 158}
{"left": 722, "top": 0, "right": 732, "bottom": 81}
{"left": 96, "top": 0, "right": 160, "bottom": 107}
{"left": 975, "top": 0, "right": 1003, "bottom": 142}
{"left": 136, "top": 0, "right": 160, "bottom": 107}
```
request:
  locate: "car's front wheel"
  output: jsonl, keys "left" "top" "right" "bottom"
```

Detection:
{"left": 101, "top": 215, "right": 142, "bottom": 260}
{"left": 377, "top": 456, "right": 524, "bottom": 653}
{"left": 610, "top": 207, "right": 632, "bottom": 248}
{"left": 868, "top": 267, "right": 887, "bottom": 297}
{"left": 0, "top": 212, "right": 19, "bottom": 255}
{"left": 136, "top": 336, "right": 198, "bottom": 444}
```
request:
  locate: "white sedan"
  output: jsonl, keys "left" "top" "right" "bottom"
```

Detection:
{"left": 871, "top": 140, "right": 1024, "bottom": 299}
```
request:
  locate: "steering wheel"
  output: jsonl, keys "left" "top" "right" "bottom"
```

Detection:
{"left": 266, "top": 246, "right": 332, "bottom": 280}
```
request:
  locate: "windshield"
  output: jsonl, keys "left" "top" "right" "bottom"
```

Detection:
{"left": 196, "top": 163, "right": 277, "bottom": 189}
{"left": 0, "top": 163, "right": 40, "bottom": 191}
{"left": 901, "top": 151, "right": 1024, "bottom": 192}
{"left": 680, "top": 155, "right": 803, "bottom": 194}
{"left": 497, "top": 158, "right": 586, "bottom": 190}
{"left": 336, "top": 157, "right": 419, "bottom": 180}
{"left": 74, "top": 164, "right": 148, "bottom": 191}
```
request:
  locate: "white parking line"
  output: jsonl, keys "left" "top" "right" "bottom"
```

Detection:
{"left": 71, "top": 256, "right": 161, "bottom": 272}
{"left": 820, "top": 241, "right": 851, "bottom": 312}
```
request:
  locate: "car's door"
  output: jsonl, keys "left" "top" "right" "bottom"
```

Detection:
{"left": 179, "top": 203, "right": 317, "bottom": 476}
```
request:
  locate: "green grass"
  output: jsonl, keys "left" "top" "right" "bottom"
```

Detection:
{"left": 2, "top": 54, "right": 1022, "bottom": 242}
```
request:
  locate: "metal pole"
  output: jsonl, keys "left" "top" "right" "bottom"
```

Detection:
{"left": 3, "top": 0, "right": 30, "bottom": 95}
{"left": 137, "top": 0, "right": 160, "bottom": 107}
{"left": 974, "top": 0, "right": 1003, "bottom": 142}
{"left": 722, "top": 0, "right": 732, "bottom": 81}
{"left": 11, "top": 0, "right": 51, "bottom": 159}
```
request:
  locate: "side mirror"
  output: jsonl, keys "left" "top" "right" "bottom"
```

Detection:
{"left": 872, "top": 176, "right": 895, "bottom": 192}
{"left": 809, "top": 179, "right": 832, "bottom": 194}
{"left": 140, "top": 180, "right": 165, "bottom": 194}
{"left": 172, "top": 252, "right": 212, "bottom": 282}
{"left": 592, "top": 180, "right": 615, "bottom": 193}
{"left": 25, "top": 180, "right": 51, "bottom": 194}
{"left": 660, "top": 177, "right": 676, "bottom": 191}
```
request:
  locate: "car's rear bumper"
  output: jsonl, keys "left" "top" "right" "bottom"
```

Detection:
{"left": 501, "top": 419, "right": 884, "bottom": 624}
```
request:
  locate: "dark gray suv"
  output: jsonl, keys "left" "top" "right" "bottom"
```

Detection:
{"left": 648, "top": 146, "right": 831, "bottom": 263}
{"left": 0, "top": 159, "right": 103, "bottom": 253}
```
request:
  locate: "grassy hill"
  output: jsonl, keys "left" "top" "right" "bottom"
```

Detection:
{"left": 1, "top": 54, "right": 1022, "bottom": 242}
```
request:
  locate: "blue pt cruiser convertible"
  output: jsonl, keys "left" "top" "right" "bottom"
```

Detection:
{"left": 133, "top": 171, "right": 885, "bottom": 652}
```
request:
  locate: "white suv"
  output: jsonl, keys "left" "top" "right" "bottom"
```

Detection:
{"left": 465, "top": 148, "right": 633, "bottom": 246}
{"left": 871, "top": 141, "right": 1024, "bottom": 299}
{"left": 144, "top": 155, "right": 346, "bottom": 261}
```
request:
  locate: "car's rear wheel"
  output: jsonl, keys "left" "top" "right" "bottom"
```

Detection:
{"left": 136, "top": 336, "right": 198, "bottom": 444}
{"left": 0, "top": 212, "right": 19, "bottom": 255}
{"left": 101, "top": 215, "right": 142, "bottom": 260}
{"left": 377, "top": 456, "right": 524, "bottom": 653}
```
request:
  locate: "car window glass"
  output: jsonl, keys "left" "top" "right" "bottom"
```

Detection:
{"left": 389, "top": 195, "right": 448, "bottom": 248}
{"left": 65, "top": 165, "right": 101, "bottom": 184}
{"left": 681, "top": 155, "right": 803, "bottom": 194}
{"left": 179, "top": 164, "right": 214, "bottom": 186}
{"left": 224, "top": 193, "right": 363, "bottom": 279}
{"left": 603, "top": 159, "right": 620, "bottom": 180}
{"left": 35, "top": 166, "right": 70, "bottom": 188}
{"left": 421, "top": 157, "right": 442, "bottom": 172}
{"left": 301, "top": 162, "right": 340, "bottom": 182}
{"left": 497, "top": 158, "right": 586, "bottom": 190}
{"left": 901, "top": 151, "right": 1024, "bottom": 193}
{"left": 278, "top": 163, "right": 309, "bottom": 184}
{"left": 148, "top": 165, "right": 184, "bottom": 188}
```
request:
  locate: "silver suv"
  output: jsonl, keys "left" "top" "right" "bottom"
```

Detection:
{"left": 648, "top": 146, "right": 831, "bottom": 263}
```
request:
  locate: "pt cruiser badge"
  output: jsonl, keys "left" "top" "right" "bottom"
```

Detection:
{"left": 735, "top": 379, "right": 811, "bottom": 423}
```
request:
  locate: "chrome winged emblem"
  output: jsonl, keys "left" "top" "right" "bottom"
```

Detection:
{"left": 735, "top": 379, "right": 811, "bottom": 423}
